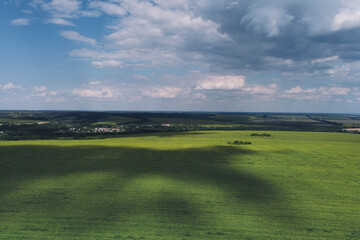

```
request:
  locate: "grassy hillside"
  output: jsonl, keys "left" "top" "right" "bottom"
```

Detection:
{"left": 0, "top": 131, "right": 359, "bottom": 239}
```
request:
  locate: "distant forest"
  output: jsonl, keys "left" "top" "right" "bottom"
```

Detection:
{"left": 0, "top": 111, "right": 359, "bottom": 140}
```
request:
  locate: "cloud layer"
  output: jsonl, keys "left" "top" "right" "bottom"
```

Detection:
{"left": 3, "top": 0, "right": 360, "bottom": 112}
{"left": 44, "top": 0, "right": 360, "bottom": 78}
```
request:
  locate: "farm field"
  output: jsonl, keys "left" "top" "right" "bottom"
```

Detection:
{"left": 0, "top": 131, "right": 359, "bottom": 239}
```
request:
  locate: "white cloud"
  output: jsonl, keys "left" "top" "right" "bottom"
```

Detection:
{"left": 132, "top": 74, "right": 149, "bottom": 81}
{"left": 11, "top": 18, "right": 30, "bottom": 26}
{"left": 285, "top": 86, "right": 317, "bottom": 94}
{"left": 354, "top": 88, "right": 360, "bottom": 96}
{"left": 61, "top": 0, "right": 230, "bottom": 68}
{"left": 59, "top": 31, "right": 97, "bottom": 46}
{"left": 243, "top": 84, "right": 278, "bottom": 95}
{"left": 141, "top": 87, "right": 181, "bottom": 98}
{"left": 40, "top": 0, "right": 80, "bottom": 18}
{"left": 89, "top": 1, "right": 126, "bottom": 16}
{"left": 73, "top": 86, "right": 122, "bottom": 99}
{"left": 326, "top": 87, "right": 351, "bottom": 95}
{"left": 192, "top": 93, "right": 207, "bottom": 100}
{"left": 47, "top": 0, "right": 80, "bottom": 13}
{"left": 297, "top": 0, "right": 360, "bottom": 34}
{"left": 195, "top": 75, "right": 245, "bottom": 90}
{"left": 73, "top": 89, "right": 103, "bottom": 98}
{"left": 331, "top": 7, "right": 360, "bottom": 31}
{"left": 32, "top": 91, "right": 58, "bottom": 97}
{"left": 240, "top": 5, "right": 293, "bottom": 36}
{"left": 48, "top": 91, "right": 58, "bottom": 96}
{"left": 32, "top": 0, "right": 100, "bottom": 18}
{"left": 311, "top": 56, "right": 339, "bottom": 64}
{"left": 263, "top": 57, "right": 294, "bottom": 68}
{"left": 282, "top": 86, "right": 352, "bottom": 100}
{"left": 46, "top": 18, "right": 75, "bottom": 26}
{"left": 89, "top": 81, "right": 101, "bottom": 86}
{"left": 0, "top": 82, "right": 22, "bottom": 90}
{"left": 31, "top": 86, "right": 58, "bottom": 97}
{"left": 91, "top": 60, "right": 122, "bottom": 68}
{"left": 104, "top": 3, "right": 230, "bottom": 49}
{"left": 69, "top": 48, "right": 183, "bottom": 68}
{"left": 34, "top": 86, "right": 47, "bottom": 92}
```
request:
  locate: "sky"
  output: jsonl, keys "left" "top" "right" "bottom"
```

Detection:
{"left": 1, "top": 0, "right": 360, "bottom": 113}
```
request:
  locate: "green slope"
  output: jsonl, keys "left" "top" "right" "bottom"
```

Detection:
{"left": 0, "top": 131, "right": 359, "bottom": 239}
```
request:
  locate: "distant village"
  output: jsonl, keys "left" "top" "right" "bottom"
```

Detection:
{"left": 0, "top": 121, "right": 197, "bottom": 140}
{"left": 69, "top": 127, "right": 126, "bottom": 133}
{"left": 1, "top": 111, "right": 359, "bottom": 140}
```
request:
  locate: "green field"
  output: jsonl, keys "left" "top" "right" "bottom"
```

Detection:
{"left": 0, "top": 118, "right": 39, "bottom": 124}
{"left": 0, "top": 131, "right": 359, "bottom": 239}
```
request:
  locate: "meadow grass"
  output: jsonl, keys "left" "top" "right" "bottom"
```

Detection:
{"left": 0, "top": 118, "right": 38, "bottom": 124}
{"left": 0, "top": 131, "right": 359, "bottom": 239}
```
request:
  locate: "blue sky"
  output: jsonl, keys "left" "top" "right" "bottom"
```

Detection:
{"left": 1, "top": 0, "right": 360, "bottom": 113}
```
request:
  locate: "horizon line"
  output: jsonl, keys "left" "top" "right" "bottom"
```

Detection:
{"left": 0, "top": 109, "right": 359, "bottom": 115}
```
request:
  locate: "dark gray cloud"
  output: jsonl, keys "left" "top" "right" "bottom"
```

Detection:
{"left": 190, "top": 0, "right": 360, "bottom": 73}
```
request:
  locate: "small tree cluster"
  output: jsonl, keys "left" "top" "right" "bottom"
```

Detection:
{"left": 227, "top": 140, "right": 252, "bottom": 145}
{"left": 251, "top": 133, "right": 271, "bottom": 137}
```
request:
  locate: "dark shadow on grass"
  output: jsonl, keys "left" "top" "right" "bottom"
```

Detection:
{"left": 0, "top": 144, "right": 302, "bottom": 235}
{"left": 272, "top": 149, "right": 297, "bottom": 154}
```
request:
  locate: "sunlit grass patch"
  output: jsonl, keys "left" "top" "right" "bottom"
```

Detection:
{"left": 0, "top": 131, "right": 359, "bottom": 239}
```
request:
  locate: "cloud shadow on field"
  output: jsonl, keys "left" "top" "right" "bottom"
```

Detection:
{"left": 0, "top": 144, "right": 302, "bottom": 235}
